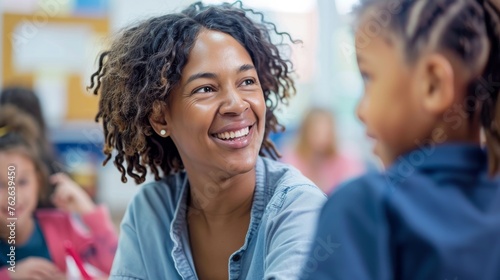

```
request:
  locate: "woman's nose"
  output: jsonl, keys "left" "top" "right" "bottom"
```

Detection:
{"left": 219, "top": 88, "right": 249, "bottom": 116}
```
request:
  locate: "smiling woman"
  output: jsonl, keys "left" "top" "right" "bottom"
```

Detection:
{"left": 88, "top": 1, "right": 326, "bottom": 280}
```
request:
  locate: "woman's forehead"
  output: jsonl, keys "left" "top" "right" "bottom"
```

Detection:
{"left": 190, "top": 30, "right": 251, "bottom": 59}
{"left": 181, "top": 30, "right": 254, "bottom": 76}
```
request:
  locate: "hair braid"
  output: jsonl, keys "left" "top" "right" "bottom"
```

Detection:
{"left": 478, "top": 0, "right": 500, "bottom": 174}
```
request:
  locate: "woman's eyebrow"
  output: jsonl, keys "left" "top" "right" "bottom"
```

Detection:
{"left": 186, "top": 72, "right": 217, "bottom": 85}
{"left": 185, "top": 64, "right": 256, "bottom": 85}
{"left": 238, "top": 64, "right": 255, "bottom": 73}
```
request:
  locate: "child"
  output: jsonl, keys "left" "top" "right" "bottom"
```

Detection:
{"left": 1, "top": 86, "right": 65, "bottom": 178}
{"left": 1, "top": 86, "right": 66, "bottom": 208}
{"left": 0, "top": 105, "right": 118, "bottom": 279}
{"left": 89, "top": 1, "right": 326, "bottom": 279}
{"left": 302, "top": 0, "right": 500, "bottom": 279}
{"left": 281, "top": 108, "right": 364, "bottom": 194}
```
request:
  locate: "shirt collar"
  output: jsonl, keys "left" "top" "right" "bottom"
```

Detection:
{"left": 169, "top": 157, "right": 268, "bottom": 275}
{"left": 385, "top": 143, "right": 487, "bottom": 184}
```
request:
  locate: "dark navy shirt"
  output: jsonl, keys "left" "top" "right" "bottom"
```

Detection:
{"left": 302, "top": 143, "right": 500, "bottom": 280}
{"left": 0, "top": 218, "right": 51, "bottom": 267}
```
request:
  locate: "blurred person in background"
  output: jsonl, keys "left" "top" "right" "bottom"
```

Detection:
{"left": 282, "top": 108, "right": 364, "bottom": 194}
{"left": 0, "top": 86, "right": 64, "bottom": 193}
{"left": 0, "top": 87, "right": 48, "bottom": 142}
{"left": 0, "top": 105, "right": 118, "bottom": 279}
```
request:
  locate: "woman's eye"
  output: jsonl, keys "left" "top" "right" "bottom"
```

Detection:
{"left": 241, "top": 79, "right": 255, "bottom": 86}
{"left": 194, "top": 86, "right": 214, "bottom": 94}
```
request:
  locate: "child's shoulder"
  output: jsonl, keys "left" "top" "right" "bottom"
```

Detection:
{"left": 322, "top": 171, "right": 392, "bottom": 216}
{"left": 335, "top": 171, "right": 392, "bottom": 197}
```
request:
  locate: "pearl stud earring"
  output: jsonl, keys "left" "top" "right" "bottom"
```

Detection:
{"left": 160, "top": 129, "right": 166, "bottom": 136}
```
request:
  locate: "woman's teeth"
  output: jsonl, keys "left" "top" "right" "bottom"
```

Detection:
{"left": 216, "top": 127, "right": 250, "bottom": 140}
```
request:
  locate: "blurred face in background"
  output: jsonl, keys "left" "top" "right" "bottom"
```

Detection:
{"left": 301, "top": 111, "right": 336, "bottom": 156}
{"left": 0, "top": 151, "right": 39, "bottom": 232}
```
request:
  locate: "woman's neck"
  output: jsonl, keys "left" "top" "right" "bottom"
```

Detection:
{"left": 187, "top": 168, "right": 256, "bottom": 224}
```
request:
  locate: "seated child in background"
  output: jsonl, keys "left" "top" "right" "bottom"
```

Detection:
{"left": 0, "top": 105, "right": 117, "bottom": 280}
{"left": 0, "top": 86, "right": 64, "bottom": 177}
{"left": 302, "top": 0, "right": 500, "bottom": 279}
{"left": 1, "top": 86, "right": 66, "bottom": 208}
{"left": 281, "top": 108, "right": 364, "bottom": 194}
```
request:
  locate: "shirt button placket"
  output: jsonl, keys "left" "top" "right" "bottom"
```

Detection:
{"left": 229, "top": 253, "right": 242, "bottom": 280}
{"left": 232, "top": 254, "right": 241, "bottom": 262}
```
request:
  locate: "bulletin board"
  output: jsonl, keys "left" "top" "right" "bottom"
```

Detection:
{"left": 2, "top": 13, "right": 109, "bottom": 121}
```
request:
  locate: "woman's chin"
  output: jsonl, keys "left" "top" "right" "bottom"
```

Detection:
{"left": 225, "top": 158, "right": 257, "bottom": 175}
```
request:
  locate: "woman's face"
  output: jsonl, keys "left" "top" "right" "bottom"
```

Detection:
{"left": 163, "top": 30, "right": 266, "bottom": 177}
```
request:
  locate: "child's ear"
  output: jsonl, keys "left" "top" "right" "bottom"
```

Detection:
{"left": 417, "top": 53, "right": 455, "bottom": 115}
{"left": 149, "top": 100, "right": 170, "bottom": 137}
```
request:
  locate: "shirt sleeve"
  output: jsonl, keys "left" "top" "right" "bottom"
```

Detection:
{"left": 109, "top": 200, "right": 147, "bottom": 280}
{"left": 300, "top": 177, "right": 393, "bottom": 280}
{"left": 264, "top": 184, "right": 327, "bottom": 280}
{"left": 0, "top": 268, "right": 11, "bottom": 280}
{"left": 76, "top": 205, "right": 118, "bottom": 274}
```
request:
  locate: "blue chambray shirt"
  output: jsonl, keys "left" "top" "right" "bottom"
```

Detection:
{"left": 110, "top": 156, "right": 326, "bottom": 280}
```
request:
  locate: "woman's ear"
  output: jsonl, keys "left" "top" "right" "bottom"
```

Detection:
{"left": 417, "top": 53, "right": 455, "bottom": 115}
{"left": 149, "top": 100, "right": 170, "bottom": 137}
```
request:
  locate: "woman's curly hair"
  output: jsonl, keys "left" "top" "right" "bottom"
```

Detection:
{"left": 88, "top": 1, "right": 298, "bottom": 184}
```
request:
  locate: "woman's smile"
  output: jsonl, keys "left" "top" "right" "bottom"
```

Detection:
{"left": 211, "top": 123, "right": 256, "bottom": 149}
